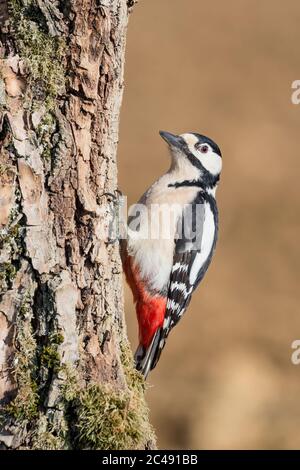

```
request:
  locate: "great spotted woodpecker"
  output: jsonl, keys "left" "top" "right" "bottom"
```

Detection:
{"left": 121, "top": 131, "right": 222, "bottom": 377}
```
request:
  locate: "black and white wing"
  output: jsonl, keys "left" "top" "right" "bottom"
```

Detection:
{"left": 150, "top": 192, "right": 218, "bottom": 371}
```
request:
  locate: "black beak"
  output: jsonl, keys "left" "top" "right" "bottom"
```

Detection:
{"left": 159, "top": 131, "right": 182, "bottom": 149}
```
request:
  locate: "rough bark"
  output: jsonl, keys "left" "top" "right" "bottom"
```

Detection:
{"left": 0, "top": 0, "right": 155, "bottom": 450}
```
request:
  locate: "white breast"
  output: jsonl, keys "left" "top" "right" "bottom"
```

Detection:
{"left": 189, "top": 202, "right": 215, "bottom": 285}
{"left": 127, "top": 182, "right": 200, "bottom": 293}
{"left": 129, "top": 237, "right": 174, "bottom": 292}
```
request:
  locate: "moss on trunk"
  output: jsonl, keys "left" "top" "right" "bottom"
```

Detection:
{"left": 0, "top": 0, "right": 156, "bottom": 450}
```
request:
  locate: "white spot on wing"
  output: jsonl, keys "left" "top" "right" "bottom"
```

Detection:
{"left": 170, "top": 282, "right": 187, "bottom": 293}
{"left": 172, "top": 263, "right": 188, "bottom": 273}
{"left": 167, "top": 299, "right": 180, "bottom": 312}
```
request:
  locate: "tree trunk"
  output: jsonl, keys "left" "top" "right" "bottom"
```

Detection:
{"left": 0, "top": 0, "right": 155, "bottom": 450}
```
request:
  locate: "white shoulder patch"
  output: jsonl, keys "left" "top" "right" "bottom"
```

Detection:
{"left": 189, "top": 203, "right": 215, "bottom": 285}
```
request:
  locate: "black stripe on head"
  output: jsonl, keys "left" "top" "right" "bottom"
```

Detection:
{"left": 192, "top": 133, "right": 222, "bottom": 158}
{"left": 177, "top": 147, "right": 219, "bottom": 189}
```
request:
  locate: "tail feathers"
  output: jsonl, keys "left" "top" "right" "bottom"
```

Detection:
{"left": 134, "top": 329, "right": 163, "bottom": 378}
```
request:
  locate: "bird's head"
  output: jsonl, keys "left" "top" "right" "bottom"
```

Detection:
{"left": 159, "top": 130, "right": 222, "bottom": 188}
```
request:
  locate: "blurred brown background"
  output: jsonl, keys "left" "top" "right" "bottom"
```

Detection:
{"left": 118, "top": 0, "right": 300, "bottom": 449}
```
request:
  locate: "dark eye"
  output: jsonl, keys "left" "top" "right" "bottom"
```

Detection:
{"left": 196, "top": 143, "right": 209, "bottom": 154}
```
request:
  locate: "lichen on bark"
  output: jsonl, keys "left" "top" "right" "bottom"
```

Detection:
{"left": 0, "top": 0, "right": 156, "bottom": 450}
{"left": 9, "top": 0, "right": 66, "bottom": 109}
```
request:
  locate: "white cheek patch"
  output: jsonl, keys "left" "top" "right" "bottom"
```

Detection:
{"left": 198, "top": 152, "right": 222, "bottom": 175}
{"left": 180, "top": 133, "right": 222, "bottom": 175}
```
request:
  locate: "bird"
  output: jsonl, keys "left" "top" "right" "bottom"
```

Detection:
{"left": 121, "top": 131, "right": 222, "bottom": 378}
